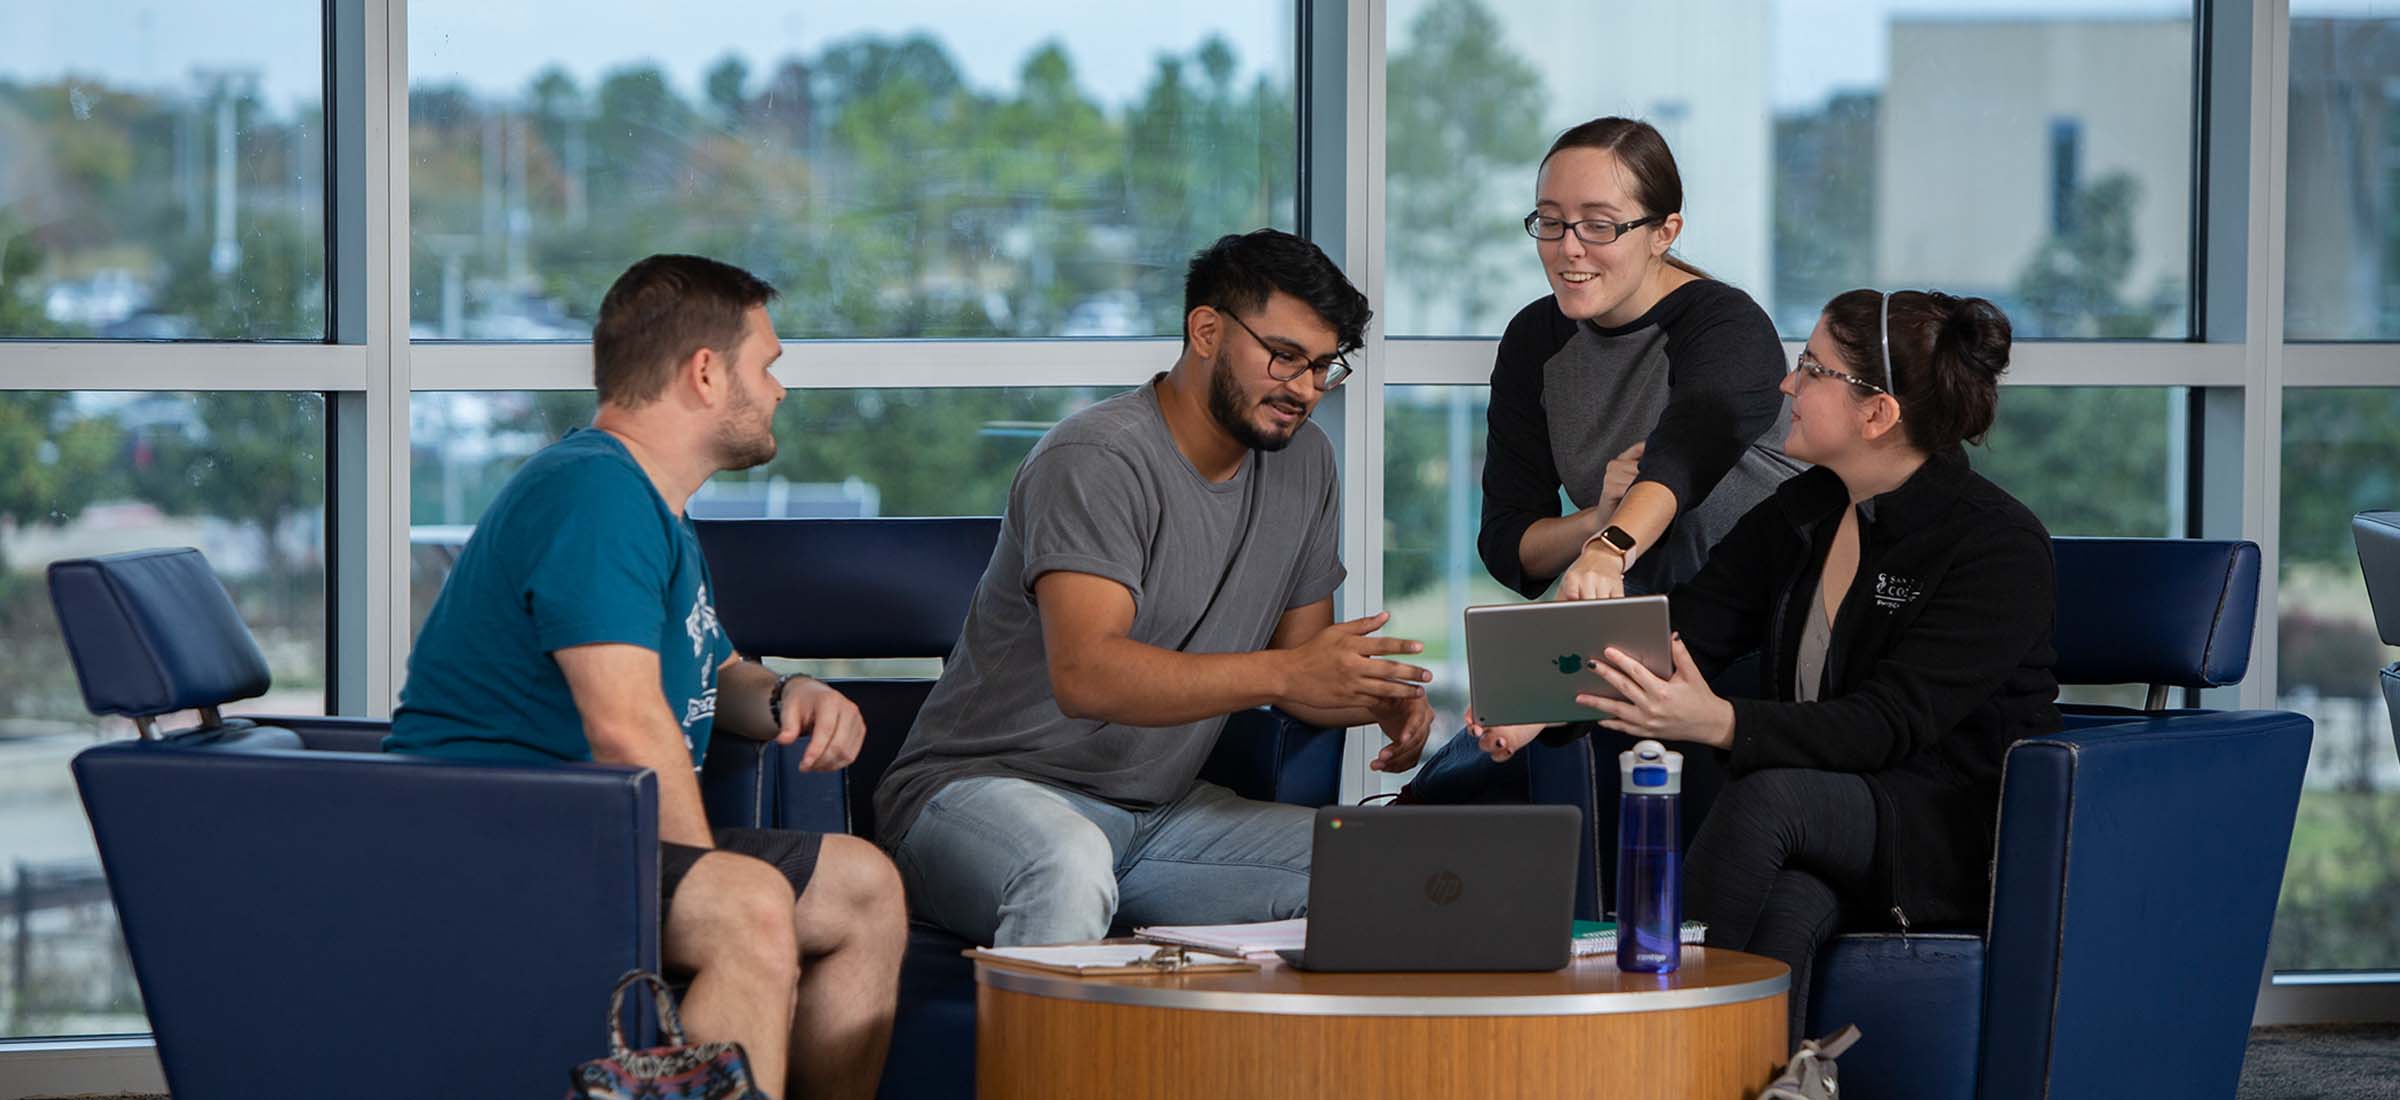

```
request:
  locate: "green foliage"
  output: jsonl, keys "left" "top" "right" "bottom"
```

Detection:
{"left": 2013, "top": 172, "right": 2181, "bottom": 338}
{"left": 1385, "top": 0, "right": 1549, "bottom": 330}
{"left": 1973, "top": 387, "right": 2171, "bottom": 539}
{"left": 2283, "top": 389, "right": 2400, "bottom": 568}
{"left": 0, "top": 393, "right": 123, "bottom": 573}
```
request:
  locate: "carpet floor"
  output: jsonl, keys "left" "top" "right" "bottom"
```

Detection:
{"left": 26, "top": 1025, "right": 2400, "bottom": 1099}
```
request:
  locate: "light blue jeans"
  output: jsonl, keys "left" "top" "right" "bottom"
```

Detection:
{"left": 891, "top": 775, "right": 1313, "bottom": 946}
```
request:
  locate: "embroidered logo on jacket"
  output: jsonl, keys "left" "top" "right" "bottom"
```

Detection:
{"left": 1872, "top": 573, "right": 1921, "bottom": 611}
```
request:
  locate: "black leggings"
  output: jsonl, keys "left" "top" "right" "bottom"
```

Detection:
{"left": 1684, "top": 769, "right": 1878, "bottom": 1050}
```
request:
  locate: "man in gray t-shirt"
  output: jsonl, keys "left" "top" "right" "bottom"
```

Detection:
{"left": 877, "top": 230, "right": 1437, "bottom": 947}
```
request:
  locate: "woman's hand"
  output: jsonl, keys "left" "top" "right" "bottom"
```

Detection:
{"left": 1558, "top": 543, "right": 1628, "bottom": 601}
{"left": 1464, "top": 706, "right": 1551, "bottom": 763}
{"left": 1575, "top": 634, "right": 1735, "bottom": 749}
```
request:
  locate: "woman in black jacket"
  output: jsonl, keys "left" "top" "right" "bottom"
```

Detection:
{"left": 1473, "top": 289, "right": 2062, "bottom": 1046}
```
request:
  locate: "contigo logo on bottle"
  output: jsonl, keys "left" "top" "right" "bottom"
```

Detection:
{"left": 1425, "top": 871, "right": 1465, "bottom": 905}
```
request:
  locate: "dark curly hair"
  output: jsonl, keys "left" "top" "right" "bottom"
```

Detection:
{"left": 1182, "top": 229, "right": 1372, "bottom": 354}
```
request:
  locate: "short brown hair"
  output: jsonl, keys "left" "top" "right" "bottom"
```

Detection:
{"left": 592, "top": 254, "right": 778, "bottom": 407}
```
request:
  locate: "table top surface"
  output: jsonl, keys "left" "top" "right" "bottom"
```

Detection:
{"left": 973, "top": 946, "right": 1790, "bottom": 1017}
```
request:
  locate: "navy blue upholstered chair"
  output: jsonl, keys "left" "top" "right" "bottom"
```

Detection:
{"left": 1807, "top": 538, "right": 2309, "bottom": 1099}
{"left": 693, "top": 516, "right": 1345, "bottom": 1100}
{"left": 2354, "top": 511, "right": 2400, "bottom": 757}
{"left": 1511, "top": 538, "right": 2308, "bottom": 1099}
{"left": 53, "top": 548, "right": 664, "bottom": 1100}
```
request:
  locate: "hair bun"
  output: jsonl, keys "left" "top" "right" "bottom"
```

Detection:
{"left": 1937, "top": 294, "right": 2012, "bottom": 383}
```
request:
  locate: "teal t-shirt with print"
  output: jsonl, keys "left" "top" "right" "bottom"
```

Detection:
{"left": 389, "top": 428, "right": 733, "bottom": 768}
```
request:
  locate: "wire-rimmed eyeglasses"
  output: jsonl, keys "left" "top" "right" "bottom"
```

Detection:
{"left": 1219, "top": 310, "right": 1353, "bottom": 389}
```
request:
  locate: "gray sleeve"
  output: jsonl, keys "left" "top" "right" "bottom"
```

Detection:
{"left": 1285, "top": 451, "right": 1347, "bottom": 610}
{"left": 1013, "top": 443, "right": 1152, "bottom": 607}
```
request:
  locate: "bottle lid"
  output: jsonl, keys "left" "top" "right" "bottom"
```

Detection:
{"left": 1618, "top": 738, "right": 1684, "bottom": 794}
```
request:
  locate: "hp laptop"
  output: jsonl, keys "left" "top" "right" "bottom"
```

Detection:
{"left": 1278, "top": 805, "right": 1579, "bottom": 972}
{"left": 1463, "top": 596, "right": 1674, "bottom": 727}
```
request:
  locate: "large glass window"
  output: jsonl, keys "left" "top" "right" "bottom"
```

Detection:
{"left": 2288, "top": 6, "right": 2400, "bottom": 340}
{"left": 405, "top": 2, "right": 1298, "bottom": 340}
{"left": 409, "top": 386, "right": 1110, "bottom": 634}
{"left": 2272, "top": 387, "right": 2400, "bottom": 973}
{"left": 1382, "top": 384, "right": 2180, "bottom": 739}
{"left": 1383, "top": 0, "right": 2195, "bottom": 339}
{"left": 0, "top": 4, "right": 327, "bottom": 339}
{"left": 0, "top": 391, "right": 326, "bottom": 1038}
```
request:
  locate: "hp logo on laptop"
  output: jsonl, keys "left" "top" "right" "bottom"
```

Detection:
{"left": 1424, "top": 870, "right": 1465, "bottom": 906}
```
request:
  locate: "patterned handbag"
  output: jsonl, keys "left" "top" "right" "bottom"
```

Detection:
{"left": 565, "top": 970, "right": 773, "bottom": 1100}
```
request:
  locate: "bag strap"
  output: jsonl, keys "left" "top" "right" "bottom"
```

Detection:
{"left": 606, "top": 969, "right": 690, "bottom": 1055}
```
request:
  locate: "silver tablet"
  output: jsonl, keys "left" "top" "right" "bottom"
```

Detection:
{"left": 1463, "top": 596, "right": 1674, "bottom": 727}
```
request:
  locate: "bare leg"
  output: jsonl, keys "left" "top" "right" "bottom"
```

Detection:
{"left": 663, "top": 852, "right": 801, "bottom": 1094}
{"left": 787, "top": 834, "right": 907, "bottom": 1100}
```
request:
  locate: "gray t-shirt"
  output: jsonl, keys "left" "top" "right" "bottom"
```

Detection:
{"left": 874, "top": 379, "right": 1347, "bottom": 848}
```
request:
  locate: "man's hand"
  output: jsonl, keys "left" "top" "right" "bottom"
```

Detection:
{"left": 1278, "top": 611, "right": 1431, "bottom": 712}
{"left": 1576, "top": 634, "right": 1735, "bottom": 750}
{"left": 1558, "top": 543, "right": 1628, "bottom": 602}
{"left": 1465, "top": 706, "right": 1551, "bottom": 763}
{"left": 1367, "top": 692, "right": 1436, "bottom": 773}
{"left": 775, "top": 675, "right": 867, "bottom": 771}
{"left": 1600, "top": 441, "right": 1645, "bottom": 514}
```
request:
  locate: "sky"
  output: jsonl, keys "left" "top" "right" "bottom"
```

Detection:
{"left": 1, "top": 0, "right": 2389, "bottom": 115}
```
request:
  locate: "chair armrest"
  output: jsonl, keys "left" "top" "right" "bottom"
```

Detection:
{"left": 73, "top": 743, "right": 660, "bottom": 1097}
{"left": 1979, "top": 709, "right": 2312, "bottom": 1100}
{"left": 700, "top": 731, "right": 846, "bottom": 835}
{"left": 1199, "top": 707, "right": 1343, "bottom": 807}
{"left": 241, "top": 712, "right": 392, "bottom": 753}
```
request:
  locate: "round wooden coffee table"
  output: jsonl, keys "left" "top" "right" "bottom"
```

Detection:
{"left": 975, "top": 947, "right": 1789, "bottom": 1099}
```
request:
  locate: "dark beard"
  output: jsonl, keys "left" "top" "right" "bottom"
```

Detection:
{"left": 712, "top": 385, "right": 778, "bottom": 471}
{"left": 1207, "top": 349, "right": 1304, "bottom": 452}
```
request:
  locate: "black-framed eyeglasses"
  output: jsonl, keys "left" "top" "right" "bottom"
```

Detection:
{"left": 1793, "top": 349, "right": 1886, "bottom": 395}
{"left": 1523, "top": 212, "right": 1664, "bottom": 245}
{"left": 1218, "top": 310, "right": 1353, "bottom": 389}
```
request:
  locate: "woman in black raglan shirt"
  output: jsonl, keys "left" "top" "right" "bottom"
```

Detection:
{"left": 1403, "top": 117, "right": 1798, "bottom": 801}
{"left": 1479, "top": 116, "right": 1802, "bottom": 603}
{"left": 1473, "top": 290, "right": 2063, "bottom": 1047}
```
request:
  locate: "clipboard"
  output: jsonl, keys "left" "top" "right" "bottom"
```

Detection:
{"left": 965, "top": 943, "right": 1260, "bottom": 977}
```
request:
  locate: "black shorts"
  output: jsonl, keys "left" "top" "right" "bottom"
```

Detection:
{"left": 660, "top": 827, "right": 825, "bottom": 920}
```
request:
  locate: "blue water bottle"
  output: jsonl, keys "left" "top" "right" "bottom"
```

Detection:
{"left": 1615, "top": 739, "right": 1684, "bottom": 973}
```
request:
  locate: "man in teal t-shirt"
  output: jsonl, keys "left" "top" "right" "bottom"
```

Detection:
{"left": 390, "top": 255, "right": 902, "bottom": 1100}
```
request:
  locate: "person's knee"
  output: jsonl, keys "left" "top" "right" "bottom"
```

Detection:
{"left": 817, "top": 835, "right": 905, "bottom": 913}
{"left": 675, "top": 853, "right": 801, "bottom": 980}
{"left": 1007, "top": 817, "right": 1118, "bottom": 932}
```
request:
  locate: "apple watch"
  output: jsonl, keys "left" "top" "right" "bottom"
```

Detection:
{"left": 1587, "top": 524, "right": 1636, "bottom": 558}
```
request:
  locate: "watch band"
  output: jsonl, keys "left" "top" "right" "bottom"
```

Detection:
{"left": 768, "top": 672, "right": 798, "bottom": 727}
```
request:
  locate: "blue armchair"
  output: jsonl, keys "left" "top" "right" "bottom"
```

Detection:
{"left": 2354, "top": 510, "right": 2400, "bottom": 756}
{"left": 691, "top": 516, "right": 1345, "bottom": 1100}
{"left": 52, "top": 548, "right": 666, "bottom": 1100}
{"left": 1516, "top": 537, "right": 2310, "bottom": 1100}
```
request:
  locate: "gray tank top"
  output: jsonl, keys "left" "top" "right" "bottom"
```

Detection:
{"left": 1795, "top": 573, "right": 1833, "bottom": 703}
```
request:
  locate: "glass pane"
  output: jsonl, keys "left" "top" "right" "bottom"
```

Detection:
{"left": 2272, "top": 387, "right": 2400, "bottom": 972}
{"left": 1383, "top": 0, "right": 2194, "bottom": 339}
{"left": 406, "top": 3, "right": 1298, "bottom": 340}
{"left": 2288, "top": 7, "right": 2400, "bottom": 339}
{"left": 1382, "top": 384, "right": 2178, "bottom": 740}
{"left": 0, "top": 391, "right": 326, "bottom": 1038}
{"left": 409, "top": 387, "right": 1109, "bottom": 637}
{"left": 0, "top": 4, "right": 327, "bottom": 339}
